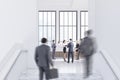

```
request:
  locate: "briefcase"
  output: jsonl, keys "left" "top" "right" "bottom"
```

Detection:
{"left": 46, "top": 68, "right": 59, "bottom": 79}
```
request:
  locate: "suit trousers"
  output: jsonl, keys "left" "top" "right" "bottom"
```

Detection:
{"left": 86, "top": 56, "right": 93, "bottom": 77}
{"left": 39, "top": 66, "right": 49, "bottom": 80}
{"left": 52, "top": 49, "right": 56, "bottom": 59}
{"left": 67, "top": 52, "right": 74, "bottom": 63}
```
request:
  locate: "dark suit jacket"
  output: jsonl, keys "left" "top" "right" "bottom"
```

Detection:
{"left": 79, "top": 37, "right": 96, "bottom": 56}
{"left": 67, "top": 42, "right": 74, "bottom": 53}
{"left": 35, "top": 44, "right": 53, "bottom": 67}
{"left": 51, "top": 43, "right": 56, "bottom": 50}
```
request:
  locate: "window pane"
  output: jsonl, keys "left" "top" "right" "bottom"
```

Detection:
{"left": 81, "top": 12, "right": 85, "bottom": 25}
{"left": 85, "top": 26, "right": 89, "bottom": 32}
{"left": 60, "top": 12, "right": 64, "bottom": 25}
{"left": 69, "top": 27, "right": 72, "bottom": 39}
{"left": 60, "top": 27, "right": 63, "bottom": 41}
{"left": 44, "top": 12, "right": 47, "bottom": 25}
{"left": 48, "top": 12, "right": 52, "bottom": 25}
{"left": 39, "top": 41, "right": 41, "bottom": 45}
{"left": 52, "top": 12, "right": 55, "bottom": 25}
{"left": 73, "top": 27, "right": 76, "bottom": 41}
{"left": 39, "top": 12, "right": 43, "bottom": 25}
{"left": 69, "top": 12, "right": 72, "bottom": 25}
{"left": 81, "top": 27, "right": 85, "bottom": 39}
{"left": 64, "top": 27, "right": 68, "bottom": 40}
{"left": 47, "top": 42, "right": 51, "bottom": 47}
{"left": 38, "top": 11, "right": 56, "bottom": 46}
{"left": 43, "top": 26, "right": 47, "bottom": 38}
{"left": 78, "top": 25, "right": 80, "bottom": 40}
{"left": 86, "top": 12, "right": 88, "bottom": 25}
{"left": 73, "top": 12, "right": 76, "bottom": 25}
{"left": 39, "top": 27, "right": 43, "bottom": 41}
{"left": 60, "top": 11, "right": 77, "bottom": 42}
{"left": 52, "top": 27, "right": 55, "bottom": 40}
{"left": 80, "top": 11, "right": 88, "bottom": 39}
{"left": 48, "top": 27, "right": 52, "bottom": 41}
{"left": 64, "top": 12, "right": 68, "bottom": 25}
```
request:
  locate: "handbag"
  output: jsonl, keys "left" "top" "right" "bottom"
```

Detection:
{"left": 46, "top": 68, "right": 59, "bottom": 79}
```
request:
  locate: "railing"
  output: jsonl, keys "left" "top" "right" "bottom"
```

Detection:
{"left": 0, "top": 44, "right": 25, "bottom": 80}
{"left": 99, "top": 51, "right": 120, "bottom": 80}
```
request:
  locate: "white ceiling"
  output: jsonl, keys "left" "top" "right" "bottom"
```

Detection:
{"left": 39, "top": 0, "right": 73, "bottom": 7}
{"left": 38, "top": 0, "right": 88, "bottom": 10}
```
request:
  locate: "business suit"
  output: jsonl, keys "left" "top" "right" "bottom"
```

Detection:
{"left": 51, "top": 43, "right": 56, "bottom": 59}
{"left": 67, "top": 42, "right": 74, "bottom": 63}
{"left": 35, "top": 44, "right": 53, "bottom": 80}
{"left": 79, "top": 36, "right": 96, "bottom": 77}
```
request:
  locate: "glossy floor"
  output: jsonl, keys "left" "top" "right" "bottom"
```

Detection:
{"left": 19, "top": 58, "right": 103, "bottom": 80}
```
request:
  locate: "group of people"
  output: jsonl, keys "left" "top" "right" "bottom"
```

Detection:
{"left": 35, "top": 30, "right": 97, "bottom": 80}
{"left": 51, "top": 39, "right": 75, "bottom": 63}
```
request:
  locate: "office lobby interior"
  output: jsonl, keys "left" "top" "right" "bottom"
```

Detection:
{"left": 0, "top": 0, "right": 120, "bottom": 80}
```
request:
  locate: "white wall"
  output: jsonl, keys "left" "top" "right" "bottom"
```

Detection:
{"left": 89, "top": 0, "right": 120, "bottom": 70}
{"left": 88, "top": 0, "right": 95, "bottom": 34}
{"left": 0, "top": 0, "right": 38, "bottom": 68}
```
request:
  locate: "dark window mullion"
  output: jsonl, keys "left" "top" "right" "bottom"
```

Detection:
{"left": 42, "top": 12, "right": 44, "bottom": 37}
{"left": 63, "top": 12, "right": 65, "bottom": 40}
{"left": 59, "top": 12, "right": 60, "bottom": 41}
{"left": 68, "top": 12, "right": 69, "bottom": 40}
{"left": 51, "top": 12, "right": 52, "bottom": 41}
{"left": 76, "top": 12, "right": 77, "bottom": 41}
{"left": 84, "top": 12, "right": 86, "bottom": 37}
{"left": 72, "top": 12, "right": 73, "bottom": 39}
{"left": 47, "top": 12, "right": 48, "bottom": 39}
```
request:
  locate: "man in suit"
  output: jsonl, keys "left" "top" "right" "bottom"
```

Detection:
{"left": 35, "top": 38, "right": 53, "bottom": 80}
{"left": 67, "top": 39, "right": 74, "bottom": 63}
{"left": 79, "top": 30, "right": 97, "bottom": 78}
{"left": 51, "top": 40, "right": 56, "bottom": 59}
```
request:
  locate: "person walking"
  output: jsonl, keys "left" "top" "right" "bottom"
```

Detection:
{"left": 79, "top": 30, "right": 97, "bottom": 78}
{"left": 35, "top": 38, "right": 53, "bottom": 80}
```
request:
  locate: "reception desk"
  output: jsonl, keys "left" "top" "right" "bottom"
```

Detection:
{"left": 55, "top": 46, "right": 65, "bottom": 57}
{"left": 55, "top": 51, "right": 64, "bottom": 57}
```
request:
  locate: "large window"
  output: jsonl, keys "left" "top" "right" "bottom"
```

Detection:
{"left": 80, "top": 11, "right": 88, "bottom": 39}
{"left": 38, "top": 11, "right": 56, "bottom": 45}
{"left": 59, "top": 11, "right": 77, "bottom": 42}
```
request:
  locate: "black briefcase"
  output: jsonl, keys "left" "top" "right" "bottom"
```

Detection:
{"left": 46, "top": 68, "right": 59, "bottom": 79}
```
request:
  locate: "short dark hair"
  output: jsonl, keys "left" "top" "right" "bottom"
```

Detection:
{"left": 41, "top": 38, "right": 47, "bottom": 43}
{"left": 52, "top": 40, "right": 55, "bottom": 42}
{"left": 63, "top": 40, "right": 65, "bottom": 43}
{"left": 86, "top": 30, "right": 93, "bottom": 36}
{"left": 69, "top": 39, "right": 72, "bottom": 41}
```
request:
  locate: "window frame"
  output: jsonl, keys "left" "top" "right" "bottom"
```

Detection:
{"left": 38, "top": 10, "right": 57, "bottom": 45}
{"left": 59, "top": 10, "right": 78, "bottom": 42}
{"left": 80, "top": 10, "right": 88, "bottom": 39}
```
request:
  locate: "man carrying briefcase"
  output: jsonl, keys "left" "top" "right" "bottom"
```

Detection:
{"left": 46, "top": 68, "right": 59, "bottom": 79}
{"left": 35, "top": 38, "right": 55, "bottom": 80}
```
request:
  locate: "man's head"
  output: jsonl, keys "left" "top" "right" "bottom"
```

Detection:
{"left": 86, "top": 29, "right": 93, "bottom": 36}
{"left": 52, "top": 40, "right": 55, "bottom": 43}
{"left": 63, "top": 40, "right": 66, "bottom": 43}
{"left": 69, "top": 39, "right": 72, "bottom": 42}
{"left": 41, "top": 38, "right": 47, "bottom": 43}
